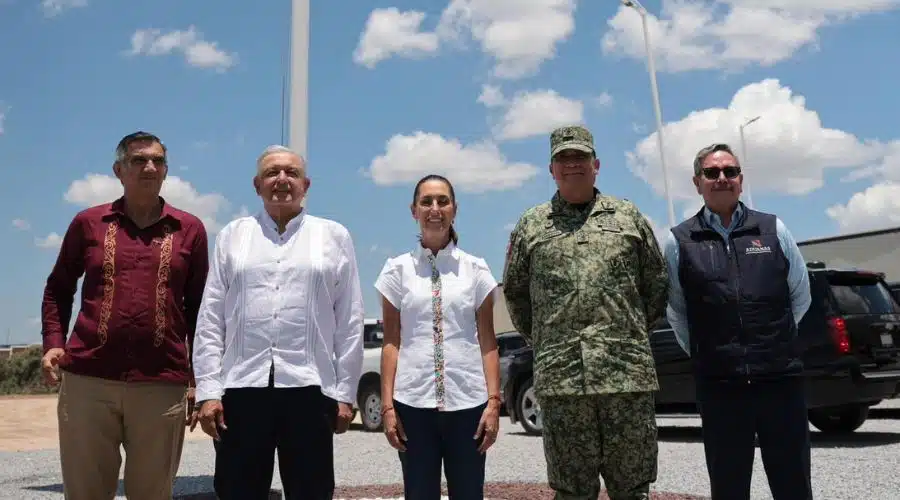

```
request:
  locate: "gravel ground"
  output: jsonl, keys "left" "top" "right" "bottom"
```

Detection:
{"left": 2, "top": 400, "right": 899, "bottom": 499}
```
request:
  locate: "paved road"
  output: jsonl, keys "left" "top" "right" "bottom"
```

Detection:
{"left": 1, "top": 400, "right": 899, "bottom": 499}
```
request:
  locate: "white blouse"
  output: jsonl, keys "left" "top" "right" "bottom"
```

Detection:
{"left": 374, "top": 243, "right": 498, "bottom": 412}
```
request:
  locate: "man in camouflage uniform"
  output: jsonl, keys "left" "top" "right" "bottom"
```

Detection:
{"left": 503, "top": 125, "right": 669, "bottom": 500}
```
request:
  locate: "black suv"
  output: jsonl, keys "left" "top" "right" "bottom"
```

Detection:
{"left": 504, "top": 263, "right": 900, "bottom": 435}
{"left": 887, "top": 281, "right": 900, "bottom": 304}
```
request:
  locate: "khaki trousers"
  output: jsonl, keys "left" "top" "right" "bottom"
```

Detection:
{"left": 57, "top": 371, "right": 188, "bottom": 500}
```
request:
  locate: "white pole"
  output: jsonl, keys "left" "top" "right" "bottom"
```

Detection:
{"left": 624, "top": 0, "right": 676, "bottom": 228}
{"left": 290, "top": 0, "right": 310, "bottom": 207}
{"left": 738, "top": 115, "right": 760, "bottom": 209}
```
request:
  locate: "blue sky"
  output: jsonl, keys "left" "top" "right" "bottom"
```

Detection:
{"left": 2, "top": 0, "right": 899, "bottom": 344}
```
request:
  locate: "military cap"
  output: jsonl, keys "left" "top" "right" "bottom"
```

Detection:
{"left": 550, "top": 125, "right": 595, "bottom": 158}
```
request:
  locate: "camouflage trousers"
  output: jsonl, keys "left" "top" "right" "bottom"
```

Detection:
{"left": 541, "top": 391, "right": 658, "bottom": 500}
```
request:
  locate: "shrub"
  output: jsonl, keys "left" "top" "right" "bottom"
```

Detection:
{"left": 0, "top": 346, "right": 56, "bottom": 395}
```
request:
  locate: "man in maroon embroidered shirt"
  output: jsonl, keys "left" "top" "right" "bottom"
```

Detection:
{"left": 40, "top": 131, "right": 210, "bottom": 500}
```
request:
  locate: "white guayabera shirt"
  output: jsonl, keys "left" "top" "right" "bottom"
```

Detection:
{"left": 193, "top": 211, "right": 365, "bottom": 404}
{"left": 375, "top": 243, "right": 498, "bottom": 412}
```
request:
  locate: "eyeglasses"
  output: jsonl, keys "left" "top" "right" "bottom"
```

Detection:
{"left": 700, "top": 166, "right": 740, "bottom": 180}
{"left": 128, "top": 155, "right": 167, "bottom": 168}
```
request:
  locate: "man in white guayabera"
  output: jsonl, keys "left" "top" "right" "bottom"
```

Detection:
{"left": 192, "top": 145, "right": 365, "bottom": 500}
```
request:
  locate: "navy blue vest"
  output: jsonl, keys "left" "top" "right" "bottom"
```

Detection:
{"left": 671, "top": 206, "right": 801, "bottom": 381}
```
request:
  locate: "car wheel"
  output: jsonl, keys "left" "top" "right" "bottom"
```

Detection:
{"left": 808, "top": 405, "right": 869, "bottom": 434}
{"left": 358, "top": 385, "right": 383, "bottom": 432}
{"left": 516, "top": 377, "right": 543, "bottom": 436}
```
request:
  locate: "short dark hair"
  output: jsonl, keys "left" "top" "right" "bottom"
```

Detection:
{"left": 412, "top": 174, "right": 458, "bottom": 245}
{"left": 115, "top": 131, "right": 166, "bottom": 162}
{"left": 693, "top": 143, "right": 740, "bottom": 175}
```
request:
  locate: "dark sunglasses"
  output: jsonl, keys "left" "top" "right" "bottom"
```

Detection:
{"left": 701, "top": 166, "right": 740, "bottom": 180}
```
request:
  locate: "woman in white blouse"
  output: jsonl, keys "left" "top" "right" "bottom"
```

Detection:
{"left": 375, "top": 174, "right": 501, "bottom": 500}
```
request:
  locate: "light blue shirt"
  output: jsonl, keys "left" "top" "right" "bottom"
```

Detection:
{"left": 663, "top": 204, "right": 812, "bottom": 355}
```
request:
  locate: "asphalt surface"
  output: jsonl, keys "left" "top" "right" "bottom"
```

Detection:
{"left": 1, "top": 400, "right": 899, "bottom": 499}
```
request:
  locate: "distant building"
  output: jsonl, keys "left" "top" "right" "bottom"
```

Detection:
{"left": 798, "top": 227, "right": 900, "bottom": 283}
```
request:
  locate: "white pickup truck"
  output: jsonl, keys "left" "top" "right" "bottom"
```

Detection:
{"left": 351, "top": 320, "right": 525, "bottom": 432}
{"left": 353, "top": 319, "right": 385, "bottom": 431}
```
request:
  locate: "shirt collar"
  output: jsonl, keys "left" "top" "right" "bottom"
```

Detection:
{"left": 412, "top": 241, "right": 459, "bottom": 263}
{"left": 703, "top": 202, "right": 744, "bottom": 229}
{"left": 550, "top": 188, "right": 601, "bottom": 216}
{"left": 257, "top": 208, "right": 306, "bottom": 233}
{"left": 106, "top": 196, "right": 181, "bottom": 222}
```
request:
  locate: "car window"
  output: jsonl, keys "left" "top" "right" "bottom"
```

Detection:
{"left": 498, "top": 335, "right": 526, "bottom": 356}
{"left": 828, "top": 277, "right": 900, "bottom": 315}
{"left": 363, "top": 323, "right": 384, "bottom": 347}
{"left": 888, "top": 284, "right": 900, "bottom": 305}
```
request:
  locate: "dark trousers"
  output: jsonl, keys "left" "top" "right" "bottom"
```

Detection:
{"left": 697, "top": 376, "right": 812, "bottom": 500}
{"left": 394, "top": 400, "right": 487, "bottom": 500}
{"left": 213, "top": 374, "right": 338, "bottom": 500}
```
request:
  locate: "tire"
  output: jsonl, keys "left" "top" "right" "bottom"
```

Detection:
{"left": 357, "top": 384, "right": 383, "bottom": 432}
{"left": 516, "top": 377, "right": 543, "bottom": 436}
{"left": 808, "top": 405, "right": 869, "bottom": 434}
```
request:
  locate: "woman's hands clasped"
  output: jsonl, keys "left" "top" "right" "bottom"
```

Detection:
{"left": 474, "top": 399, "right": 500, "bottom": 454}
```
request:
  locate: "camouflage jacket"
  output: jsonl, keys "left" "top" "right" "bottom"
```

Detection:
{"left": 502, "top": 190, "right": 669, "bottom": 397}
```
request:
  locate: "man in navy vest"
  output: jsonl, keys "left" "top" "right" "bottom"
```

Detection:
{"left": 662, "top": 143, "right": 813, "bottom": 500}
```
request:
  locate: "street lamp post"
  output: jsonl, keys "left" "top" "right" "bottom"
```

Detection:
{"left": 739, "top": 115, "right": 761, "bottom": 209}
{"left": 622, "top": 0, "right": 676, "bottom": 229}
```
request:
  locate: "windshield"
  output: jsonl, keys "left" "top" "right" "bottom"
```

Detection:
{"left": 498, "top": 334, "right": 527, "bottom": 356}
{"left": 828, "top": 275, "right": 900, "bottom": 315}
{"left": 363, "top": 323, "right": 384, "bottom": 347}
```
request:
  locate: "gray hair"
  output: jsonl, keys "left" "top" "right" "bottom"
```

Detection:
{"left": 115, "top": 131, "right": 166, "bottom": 162}
{"left": 256, "top": 145, "right": 305, "bottom": 172}
{"left": 693, "top": 143, "right": 740, "bottom": 175}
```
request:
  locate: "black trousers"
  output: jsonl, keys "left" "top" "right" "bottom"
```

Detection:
{"left": 697, "top": 376, "right": 813, "bottom": 500}
{"left": 213, "top": 374, "right": 338, "bottom": 500}
{"left": 394, "top": 400, "right": 487, "bottom": 500}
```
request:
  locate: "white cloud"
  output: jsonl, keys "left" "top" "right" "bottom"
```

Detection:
{"left": 602, "top": 0, "right": 900, "bottom": 73}
{"left": 0, "top": 104, "right": 7, "bottom": 134}
{"left": 128, "top": 26, "right": 237, "bottom": 72}
{"left": 625, "top": 79, "right": 891, "bottom": 202}
{"left": 477, "top": 84, "right": 506, "bottom": 108}
{"left": 232, "top": 205, "right": 251, "bottom": 220}
{"left": 826, "top": 183, "right": 900, "bottom": 233}
{"left": 63, "top": 174, "right": 233, "bottom": 232}
{"left": 369, "top": 244, "right": 394, "bottom": 256}
{"left": 41, "top": 0, "right": 86, "bottom": 17}
{"left": 353, "top": 8, "right": 440, "bottom": 68}
{"left": 35, "top": 232, "right": 62, "bottom": 250}
{"left": 593, "top": 92, "right": 613, "bottom": 108}
{"left": 840, "top": 140, "right": 900, "bottom": 183}
{"left": 11, "top": 219, "right": 30, "bottom": 231}
{"left": 366, "top": 132, "right": 538, "bottom": 193}
{"left": 438, "top": 0, "right": 576, "bottom": 79}
{"left": 356, "top": 0, "right": 576, "bottom": 79}
{"left": 642, "top": 215, "right": 669, "bottom": 250}
{"left": 494, "top": 89, "right": 584, "bottom": 141}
